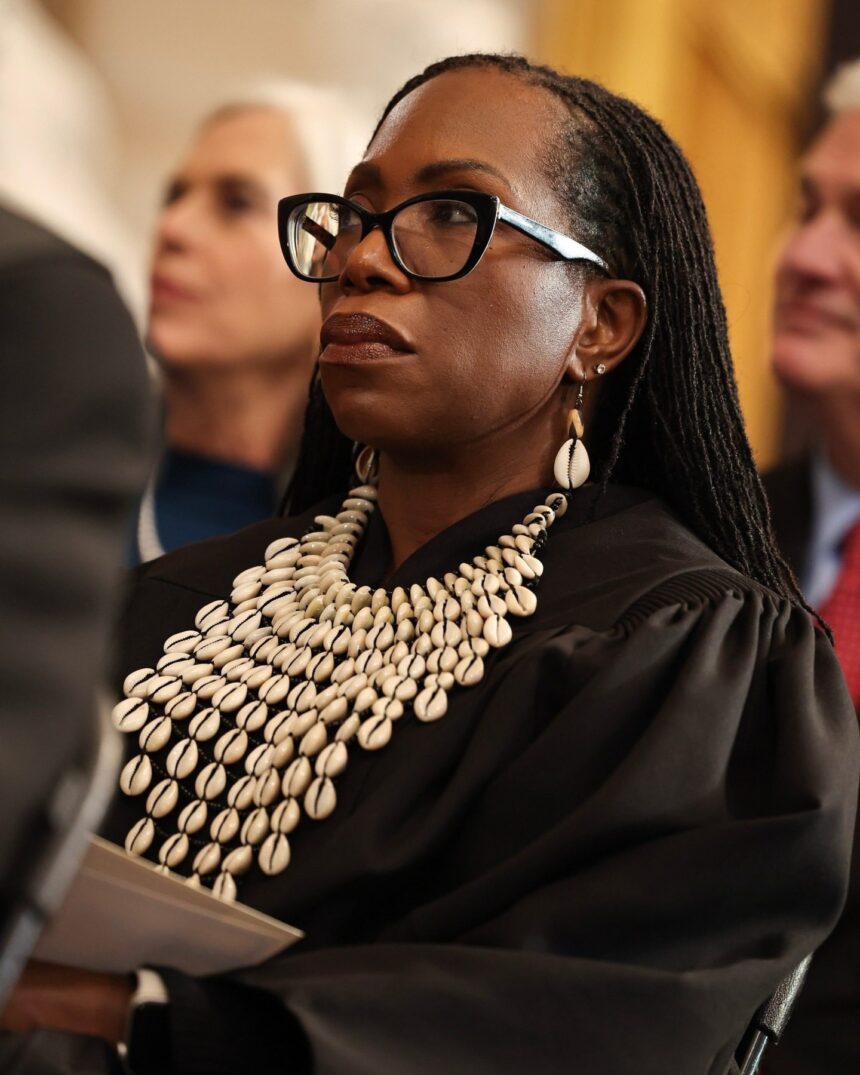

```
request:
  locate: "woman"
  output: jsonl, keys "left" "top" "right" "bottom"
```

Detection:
{"left": 134, "top": 83, "right": 363, "bottom": 562}
{"left": 2, "top": 55, "right": 857, "bottom": 1075}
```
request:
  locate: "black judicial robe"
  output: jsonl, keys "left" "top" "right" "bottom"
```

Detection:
{"left": 10, "top": 484, "right": 859, "bottom": 1075}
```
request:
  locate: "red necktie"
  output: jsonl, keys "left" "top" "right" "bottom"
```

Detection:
{"left": 820, "top": 520, "right": 860, "bottom": 707}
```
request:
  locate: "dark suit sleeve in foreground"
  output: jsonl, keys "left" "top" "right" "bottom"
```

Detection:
{"left": 0, "top": 244, "right": 152, "bottom": 914}
{"left": 145, "top": 586, "right": 859, "bottom": 1075}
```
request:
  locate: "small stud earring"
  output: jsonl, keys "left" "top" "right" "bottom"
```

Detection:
{"left": 593, "top": 363, "right": 606, "bottom": 375}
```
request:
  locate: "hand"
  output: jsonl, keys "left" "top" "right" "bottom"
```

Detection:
{"left": 0, "top": 961, "right": 133, "bottom": 1043}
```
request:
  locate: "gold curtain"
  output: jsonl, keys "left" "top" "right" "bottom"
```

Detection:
{"left": 533, "top": 0, "right": 828, "bottom": 467}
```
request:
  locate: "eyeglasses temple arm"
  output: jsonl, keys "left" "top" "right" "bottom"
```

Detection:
{"left": 498, "top": 204, "right": 609, "bottom": 272}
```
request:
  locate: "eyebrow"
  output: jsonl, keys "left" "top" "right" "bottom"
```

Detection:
{"left": 345, "top": 158, "right": 513, "bottom": 192}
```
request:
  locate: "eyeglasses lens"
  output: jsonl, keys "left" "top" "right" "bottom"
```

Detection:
{"left": 288, "top": 198, "right": 480, "bottom": 280}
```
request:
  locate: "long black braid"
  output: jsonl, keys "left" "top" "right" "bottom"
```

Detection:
{"left": 286, "top": 52, "right": 813, "bottom": 618}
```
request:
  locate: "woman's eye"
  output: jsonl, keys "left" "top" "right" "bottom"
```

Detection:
{"left": 221, "top": 193, "right": 254, "bottom": 214}
{"left": 428, "top": 202, "right": 473, "bottom": 226}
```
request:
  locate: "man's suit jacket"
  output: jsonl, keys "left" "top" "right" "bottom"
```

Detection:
{"left": 763, "top": 458, "right": 860, "bottom": 1075}
{"left": 0, "top": 207, "right": 152, "bottom": 932}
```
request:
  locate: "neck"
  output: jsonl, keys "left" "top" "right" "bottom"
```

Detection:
{"left": 808, "top": 390, "right": 860, "bottom": 490}
{"left": 162, "top": 359, "right": 312, "bottom": 473}
{"left": 375, "top": 424, "right": 561, "bottom": 574}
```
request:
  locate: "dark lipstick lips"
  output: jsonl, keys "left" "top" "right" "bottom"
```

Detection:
{"left": 320, "top": 313, "right": 412, "bottom": 352}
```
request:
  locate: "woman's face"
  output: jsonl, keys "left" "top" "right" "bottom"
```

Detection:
{"left": 148, "top": 108, "right": 320, "bottom": 372}
{"left": 318, "top": 67, "right": 596, "bottom": 463}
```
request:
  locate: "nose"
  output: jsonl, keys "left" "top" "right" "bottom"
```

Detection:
{"left": 154, "top": 194, "right": 202, "bottom": 256}
{"left": 776, "top": 209, "right": 847, "bottom": 287}
{"left": 338, "top": 225, "right": 412, "bottom": 295}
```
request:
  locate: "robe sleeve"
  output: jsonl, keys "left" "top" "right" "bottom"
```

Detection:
{"left": 146, "top": 581, "right": 860, "bottom": 1075}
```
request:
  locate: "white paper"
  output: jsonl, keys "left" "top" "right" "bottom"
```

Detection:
{"left": 32, "top": 836, "right": 303, "bottom": 975}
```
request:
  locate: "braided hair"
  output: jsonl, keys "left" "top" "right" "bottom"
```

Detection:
{"left": 286, "top": 53, "right": 810, "bottom": 615}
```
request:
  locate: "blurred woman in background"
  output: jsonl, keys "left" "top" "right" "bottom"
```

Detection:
{"left": 134, "top": 83, "right": 363, "bottom": 563}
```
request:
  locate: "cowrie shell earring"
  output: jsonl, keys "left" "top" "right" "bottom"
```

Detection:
{"left": 553, "top": 380, "right": 590, "bottom": 490}
{"left": 354, "top": 445, "right": 378, "bottom": 483}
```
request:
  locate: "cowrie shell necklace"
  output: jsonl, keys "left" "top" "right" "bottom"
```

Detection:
{"left": 113, "top": 482, "right": 570, "bottom": 901}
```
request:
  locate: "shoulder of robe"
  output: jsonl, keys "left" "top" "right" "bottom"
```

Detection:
{"left": 532, "top": 494, "right": 803, "bottom": 637}
{"left": 131, "top": 493, "right": 344, "bottom": 600}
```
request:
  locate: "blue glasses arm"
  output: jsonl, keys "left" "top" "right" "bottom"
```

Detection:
{"left": 498, "top": 204, "right": 609, "bottom": 272}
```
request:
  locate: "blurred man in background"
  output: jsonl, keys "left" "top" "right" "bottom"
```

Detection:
{"left": 764, "top": 59, "right": 860, "bottom": 1075}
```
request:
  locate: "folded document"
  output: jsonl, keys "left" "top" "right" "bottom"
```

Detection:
{"left": 32, "top": 836, "right": 303, "bottom": 975}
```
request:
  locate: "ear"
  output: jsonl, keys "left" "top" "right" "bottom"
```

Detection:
{"left": 564, "top": 278, "right": 647, "bottom": 382}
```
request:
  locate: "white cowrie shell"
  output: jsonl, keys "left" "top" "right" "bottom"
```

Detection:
{"left": 544, "top": 492, "right": 568, "bottom": 517}
{"left": 305, "top": 776, "right": 337, "bottom": 820}
{"left": 430, "top": 619, "right": 461, "bottom": 648}
{"left": 157, "top": 652, "right": 194, "bottom": 676}
{"left": 506, "top": 585, "right": 538, "bottom": 617}
{"left": 255, "top": 767, "right": 282, "bottom": 806}
{"left": 355, "top": 650, "right": 383, "bottom": 677}
{"left": 553, "top": 436, "right": 590, "bottom": 489}
{"left": 372, "top": 697, "right": 404, "bottom": 721}
{"left": 180, "top": 662, "right": 215, "bottom": 685}
{"left": 195, "top": 600, "right": 229, "bottom": 632}
{"left": 413, "top": 633, "right": 432, "bottom": 656}
{"left": 454, "top": 654, "right": 485, "bottom": 687}
{"left": 282, "top": 756, "right": 313, "bottom": 797}
{"left": 146, "top": 777, "right": 179, "bottom": 818}
{"left": 272, "top": 736, "right": 295, "bottom": 768}
{"left": 498, "top": 535, "right": 517, "bottom": 549}
{"left": 166, "top": 738, "right": 199, "bottom": 779}
{"left": 282, "top": 648, "right": 311, "bottom": 677}
{"left": 213, "top": 816, "right": 251, "bottom": 860}
{"left": 388, "top": 640, "right": 410, "bottom": 666}
{"left": 338, "top": 672, "right": 368, "bottom": 701}
{"left": 352, "top": 686, "right": 378, "bottom": 714}
{"left": 242, "top": 664, "right": 274, "bottom": 691}
{"left": 382, "top": 675, "right": 417, "bottom": 702}
{"left": 125, "top": 816, "right": 155, "bottom": 855}
{"left": 271, "top": 797, "right": 301, "bottom": 834}
{"left": 227, "top": 773, "right": 257, "bottom": 810}
{"left": 424, "top": 671, "right": 455, "bottom": 691}
{"left": 309, "top": 651, "right": 336, "bottom": 683}
{"left": 222, "top": 845, "right": 253, "bottom": 876}
{"left": 240, "top": 807, "right": 270, "bottom": 846}
{"left": 222, "top": 657, "right": 255, "bottom": 682}
{"left": 335, "top": 714, "right": 361, "bottom": 742}
{"left": 195, "top": 761, "right": 227, "bottom": 801}
{"left": 290, "top": 709, "right": 318, "bottom": 737}
{"left": 233, "top": 564, "right": 265, "bottom": 588}
{"left": 112, "top": 696, "right": 150, "bottom": 733}
{"left": 245, "top": 742, "right": 274, "bottom": 777}
{"left": 353, "top": 607, "right": 374, "bottom": 631}
{"left": 158, "top": 832, "right": 190, "bottom": 868}
{"left": 227, "top": 610, "right": 263, "bottom": 642}
{"left": 483, "top": 614, "right": 513, "bottom": 648}
{"left": 414, "top": 686, "right": 448, "bottom": 722}
{"left": 211, "top": 727, "right": 247, "bottom": 766}
{"left": 398, "top": 654, "right": 426, "bottom": 680}
{"left": 315, "top": 741, "right": 348, "bottom": 778}
{"left": 465, "top": 609, "right": 484, "bottom": 638}
{"left": 357, "top": 713, "right": 392, "bottom": 751}
{"left": 164, "top": 630, "right": 201, "bottom": 654}
{"left": 313, "top": 683, "right": 339, "bottom": 710}
{"left": 177, "top": 799, "right": 208, "bottom": 834}
{"left": 477, "top": 593, "right": 507, "bottom": 619}
{"left": 330, "top": 656, "right": 356, "bottom": 684}
{"left": 300, "top": 720, "right": 328, "bottom": 758}
{"left": 259, "top": 674, "right": 290, "bottom": 705}
{"left": 235, "top": 699, "right": 268, "bottom": 732}
{"left": 264, "top": 535, "right": 299, "bottom": 560}
{"left": 323, "top": 624, "right": 351, "bottom": 655}
{"left": 231, "top": 580, "right": 262, "bottom": 605}
{"left": 288, "top": 679, "right": 317, "bottom": 712}
{"left": 211, "top": 644, "right": 245, "bottom": 668}
{"left": 373, "top": 606, "right": 394, "bottom": 627}
{"left": 395, "top": 620, "right": 415, "bottom": 643}
{"left": 165, "top": 691, "right": 197, "bottom": 720}
{"left": 213, "top": 682, "right": 248, "bottom": 712}
{"left": 259, "top": 831, "right": 291, "bottom": 875}
{"left": 123, "top": 667, "right": 156, "bottom": 698}
{"left": 120, "top": 754, "right": 152, "bottom": 796}
{"left": 417, "top": 609, "right": 435, "bottom": 634}
{"left": 264, "top": 711, "right": 292, "bottom": 745}
{"left": 514, "top": 534, "right": 535, "bottom": 554}
{"left": 193, "top": 674, "right": 227, "bottom": 700}
{"left": 319, "top": 697, "right": 349, "bottom": 725}
{"left": 193, "top": 842, "right": 222, "bottom": 876}
{"left": 194, "top": 636, "right": 232, "bottom": 661}
{"left": 188, "top": 707, "right": 221, "bottom": 742}
{"left": 213, "top": 871, "right": 237, "bottom": 902}
{"left": 514, "top": 553, "right": 543, "bottom": 580}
